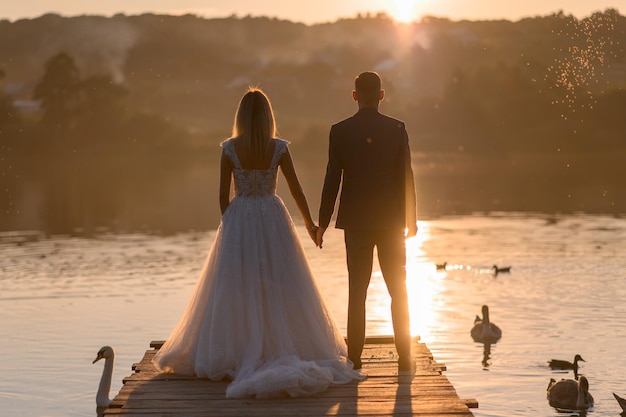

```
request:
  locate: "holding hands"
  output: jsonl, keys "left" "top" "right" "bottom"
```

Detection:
{"left": 307, "top": 224, "right": 326, "bottom": 248}
{"left": 315, "top": 227, "right": 326, "bottom": 249}
{"left": 307, "top": 224, "right": 319, "bottom": 245}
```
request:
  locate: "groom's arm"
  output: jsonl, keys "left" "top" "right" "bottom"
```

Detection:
{"left": 403, "top": 131, "right": 418, "bottom": 237}
{"left": 319, "top": 128, "right": 342, "bottom": 229}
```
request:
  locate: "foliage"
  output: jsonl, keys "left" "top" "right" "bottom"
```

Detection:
{"left": 0, "top": 11, "right": 625, "bottom": 232}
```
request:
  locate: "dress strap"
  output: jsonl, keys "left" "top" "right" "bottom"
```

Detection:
{"left": 221, "top": 139, "right": 242, "bottom": 169}
{"left": 270, "top": 139, "right": 290, "bottom": 169}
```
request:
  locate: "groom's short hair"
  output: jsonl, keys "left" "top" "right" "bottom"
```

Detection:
{"left": 355, "top": 71, "right": 382, "bottom": 103}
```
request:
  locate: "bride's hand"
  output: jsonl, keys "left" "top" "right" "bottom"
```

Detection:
{"left": 307, "top": 224, "right": 318, "bottom": 244}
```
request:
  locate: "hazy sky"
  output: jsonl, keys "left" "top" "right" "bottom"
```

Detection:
{"left": 2, "top": 0, "right": 624, "bottom": 24}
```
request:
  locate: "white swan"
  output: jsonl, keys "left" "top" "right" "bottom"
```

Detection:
{"left": 93, "top": 346, "right": 115, "bottom": 409}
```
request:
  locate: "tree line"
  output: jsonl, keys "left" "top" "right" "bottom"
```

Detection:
{"left": 0, "top": 10, "right": 624, "bottom": 233}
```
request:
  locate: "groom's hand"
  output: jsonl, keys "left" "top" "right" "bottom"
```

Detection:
{"left": 316, "top": 227, "right": 327, "bottom": 248}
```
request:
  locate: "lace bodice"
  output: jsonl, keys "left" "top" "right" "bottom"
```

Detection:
{"left": 222, "top": 139, "right": 289, "bottom": 198}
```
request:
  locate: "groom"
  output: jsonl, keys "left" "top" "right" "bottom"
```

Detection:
{"left": 316, "top": 71, "right": 417, "bottom": 372}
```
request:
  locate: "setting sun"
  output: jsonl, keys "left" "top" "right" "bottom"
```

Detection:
{"left": 390, "top": 0, "right": 419, "bottom": 23}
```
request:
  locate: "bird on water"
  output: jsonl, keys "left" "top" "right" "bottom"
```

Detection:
{"left": 613, "top": 392, "right": 626, "bottom": 412}
{"left": 491, "top": 264, "right": 511, "bottom": 275}
{"left": 546, "top": 376, "right": 594, "bottom": 410}
{"left": 93, "top": 346, "right": 115, "bottom": 410}
{"left": 471, "top": 305, "right": 502, "bottom": 343}
{"left": 548, "top": 354, "right": 585, "bottom": 378}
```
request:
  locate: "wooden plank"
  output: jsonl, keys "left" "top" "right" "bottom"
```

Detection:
{"left": 116, "top": 377, "right": 456, "bottom": 399}
{"left": 110, "top": 396, "right": 472, "bottom": 410}
{"left": 105, "top": 338, "right": 476, "bottom": 417}
{"left": 108, "top": 398, "right": 470, "bottom": 411}
{"left": 105, "top": 412, "right": 474, "bottom": 417}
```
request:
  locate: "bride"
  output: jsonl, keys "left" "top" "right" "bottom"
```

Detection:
{"left": 152, "top": 87, "right": 364, "bottom": 398}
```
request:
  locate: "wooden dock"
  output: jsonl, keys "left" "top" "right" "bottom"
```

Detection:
{"left": 104, "top": 337, "right": 478, "bottom": 416}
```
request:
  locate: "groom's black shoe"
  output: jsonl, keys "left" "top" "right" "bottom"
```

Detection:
{"left": 349, "top": 357, "right": 362, "bottom": 370}
{"left": 398, "top": 356, "right": 416, "bottom": 373}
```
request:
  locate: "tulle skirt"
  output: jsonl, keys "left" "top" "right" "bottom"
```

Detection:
{"left": 152, "top": 194, "right": 364, "bottom": 398}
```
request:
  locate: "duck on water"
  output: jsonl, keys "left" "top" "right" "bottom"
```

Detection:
{"left": 548, "top": 354, "right": 585, "bottom": 378}
{"left": 491, "top": 265, "right": 511, "bottom": 275}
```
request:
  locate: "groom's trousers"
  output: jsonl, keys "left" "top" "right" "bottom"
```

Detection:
{"left": 344, "top": 229, "right": 412, "bottom": 365}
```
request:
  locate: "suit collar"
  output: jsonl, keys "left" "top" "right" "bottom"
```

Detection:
{"left": 356, "top": 107, "right": 379, "bottom": 115}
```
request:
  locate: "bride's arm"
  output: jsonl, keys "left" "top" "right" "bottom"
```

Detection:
{"left": 279, "top": 147, "right": 317, "bottom": 239}
{"left": 219, "top": 149, "right": 233, "bottom": 215}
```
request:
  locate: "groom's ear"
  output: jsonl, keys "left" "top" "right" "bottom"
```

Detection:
{"left": 379, "top": 90, "right": 385, "bottom": 101}
{"left": 352, "top": 90, "right": 358, "bottom": 101}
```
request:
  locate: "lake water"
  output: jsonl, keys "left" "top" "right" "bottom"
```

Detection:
{"left": 1, "top": 213, "right": 625, "bottom": 417}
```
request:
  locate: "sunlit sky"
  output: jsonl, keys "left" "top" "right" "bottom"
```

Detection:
{"left": 2, "top": 0, "right": 624, "bottom": 24}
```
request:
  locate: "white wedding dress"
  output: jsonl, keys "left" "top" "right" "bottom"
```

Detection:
{"left": 153, "top": 138, "right": 364, "bottom": 398}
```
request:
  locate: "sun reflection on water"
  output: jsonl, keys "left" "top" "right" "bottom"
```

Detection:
{"left": 365, "top": 221, "right": 447, "bottom": 343}
{"left": 405, "top": 221, "right": 445, "bottom": 343}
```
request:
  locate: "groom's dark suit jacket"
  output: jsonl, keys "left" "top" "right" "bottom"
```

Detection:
{"left": 319, "top": 107, "right": 417, "bottom": 230}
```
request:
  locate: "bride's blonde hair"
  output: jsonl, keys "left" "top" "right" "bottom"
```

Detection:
{"left": 232, "top": 87, "right": 277, "bottom": 161}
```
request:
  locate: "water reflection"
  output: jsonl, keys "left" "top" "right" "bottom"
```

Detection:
{"left": 481, "top": 342, "right": 492, "bottom": 369}
{"left": 1, "top": 157, "right": 222, "bottom": 235}
{"left": 405, "top": 264, "right": 442, "bottom": 341}
{"left": 405, "top": 224, "right": 444, "bottom": 341}
{"left": 3, "top": 215, "right": 626, "bottom": 417}
{"left": 362, "top": 222, "right": 443, "bottom": 341}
